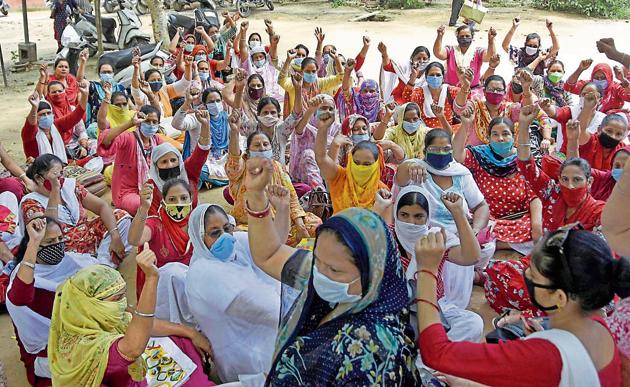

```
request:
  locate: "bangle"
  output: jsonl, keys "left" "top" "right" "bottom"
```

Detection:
{"left": 489, "top": 66, "right": 497, "bottom": 69}
{"left": 199, "top": 136, "right": 210, "bottom": 142}
{"left": 109, "top": 226, "right": 119, "bottom": 234}
{"left": 39, "top": 81, "right": 48, "bottom": 85}
{"left": 415, "top": 269, "right": 439, "bottom": 282}
{"left": 407, "top": 81, "right": 415, "bottom": 87}
{"left": 47, "top": 205, "right": 58, "bottom": 210}
{"left": 518, "top": 143, "right": 532, "bottom": 147}
{"left": 18, "top": 173, "right": 26, "bottom": 180}
{"left": 246, "top": 200, "right": 271, "bottom": 218}
{"left": 21, "top": 261, "right": 35, "bottom": 270}
{"left": 414, "top": 298, "right": 440, "bottom": 311}
{"left": 103, "top": 99, "right": 111, "bottom": 104}
{"left": 133, "top": 310, "right": 155, "bottom": 318}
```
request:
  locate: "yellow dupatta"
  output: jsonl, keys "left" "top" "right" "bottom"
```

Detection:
{"left": 387, "top": 102, "right": 428, "bottom": 158}
{"left": 331, "top": 151, "right": 386, "bottom": 213}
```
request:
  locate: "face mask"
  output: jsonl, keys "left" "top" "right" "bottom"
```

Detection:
{"left": 599, "top": 131, "right": 621, "bottom": 149}
{"left": 149, "top": 81, "right": 163, "bottom": 92}
{"left": 548, "top": 72, "right": 563, "bottom": 84}
{"left": 489, "top": 140, "right": 514, "bottom": 156}
{"left": 426, "top": 75, "right": 443, "bottom": 89}
{"left": 457, "top": 36, "right": 473, "bottom": 47}
{"left": 395, "top": 220, "right": 428, "bottom": 253}
{"left": 162, "top": 201, "right": 192, "bottom": 222}
{"left": 248, "top": 87, "right": 264, "bottom": 100}
{"left": 140, "top": 122, "right": 159, "bottom": 137}
{"left": 43, "top": 176, "right": 65, "bottom": 192}
{"left": 158, "top": 165, "right": 180, "bottom": 181}
{"left": 593, "top": 79, "right": 609, "bottom": 93}
{"left": 485, "top": 91, "right": 505, "bottom": 105}
{"left": 185, "top": 43, "right": 194, "bottom": 52}
{"left": 100, "top": 73, "right": 114, "bottom": 84}
{"left": 293, "top": 57, "right": 304, "bottom": 67}
{"left": 349, "top": 160, "right": 378, "bottom": 186}
{"left": 257, "top": 114, "right": 279, "bottom": 127}
{"left": 425, "top": 152, "right": 453, "bottom": 170}
{"left": 199, "top": 71, "right": 210, "bottom": 81}
{"left": 312, "top": 265, "right": 361, "bottom": 304}
{"left": 511, "top": 82, "right": 523, "bottom": 94}
{"left": 249, "top": 41, "right": 261, "bottom": 49}
{"left": 316, "top": 109, "right": 332, "bottom": 120}
{"left": 524, "top": 46, "right": 539, "bottom": 56}
{"left": 303, "top": 72, "right": 317, "bottom": 84}
{"left": 402, "top": 120, "right": 420, "bottom": 134}
{"left": 418, "top": 61, "right": 429, "bottom": 72}
{"left": 253, "top": 59, "right": 266, "bottom": 69}
{"left": 560, "top": 185, "right": 588, "bottom": 208}
{"left": 38, "top": 114, "right": 54, "bottom": 130}
{"left": 523, "top": 273, "right": 559, "bottom": 312}
{"left": 612, "top": 168, "right": 623, "bottom": 182}
{"left": 37, "top": 241, "right": 65, "bottom": 265}
{"left": 249, "top": 149, "right": 273, "bottom": 159}
{"left": 351, "top": 133, "right": 369, "bottom": 144}
{"left": 206, "top": 102, "right": 223, "bottom": 116}
{"left": 195, "top": 54, "right": 207, "bottom": 62}
{"left": 209, "top": 232, "right": 235, "bottom": 261}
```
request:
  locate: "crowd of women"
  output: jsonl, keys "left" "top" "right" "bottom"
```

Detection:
{"left": 0, "top": 7, "right": 629, "bottom": 386}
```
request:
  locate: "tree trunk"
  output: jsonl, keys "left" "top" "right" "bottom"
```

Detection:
{"left": 147, "top": 0, "right": 169, "bottom": 44}
{"left": 94, "top": 0, "right": 103, "bottom": 54}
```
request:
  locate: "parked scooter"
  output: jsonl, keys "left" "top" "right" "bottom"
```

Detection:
{"left": 57, "top": 19, "right": 97, "bottom": 67}
{"left": 235, "top": 0, "right": 272, "bottom": 17}
{"left": 135, "top": 0, "right": 149, "bottom": 15}
{"left": 0, "top": 0, "right": 10, "bottom": 16}
{"left": 76, "top": 0, "right": 150, "bottom": 51}
{"left": 167, "top": 7, "right": 220, "bottom": 41}
{"left": 167, "top": 0, "right": 217, "bottom": 13}
{"left": 103, "top": 0, "right": 136, "bottom": 13}
{"left": 98, "top": 41, "right": 174, "bottom": 88}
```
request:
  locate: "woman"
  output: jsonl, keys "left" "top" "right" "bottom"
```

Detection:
{"left": 453, "top": 112, "right": 543, "bottom": 255}
{"left": 501, "top": 18, "right": 560, "bottom": 75}
{"left": 39, "top": 60, "right": 79, "bottom": 107}
{"left": 82, "top": 59, "right": 127, "bottom": 125}
{"left": 589, "top": 146, "right": 630, "bottom": 201}
{"left": 128, "top": 179, "right": 194, "bottom": 292}
{"left": 6, "top": 217, "right": 97, "bottom": 386}
{"left": 51, "top": 0, "right": 78, "bottom": 50}
{"left": 238, "top": 22, "right": 283, "bottom": 102}
{"left": 372, "top": 102, "right": 429, "bottom": 159}
{"left": 542, "top": 60, "right": 573, "bottom": 107}
{"left": 21, "top": 154, "right": 130, "bottom": 265}
{"left": 185, "top": 204, "right": 281, "bottom": 382}
{"left": 574, "top": 113, "right": 628, "bottom": 171}
{"left": 402, "top": 61, "right": 460, "bottom": 129}
{"left": 416, "top": 225, "right": 626, "bottom": 386}
{"left": 341, "top": 70, "right": 383, "bottom": 124}
{"left": 48, "top": 250, "right": 214, "bottom": 386}
{"left": 564, "top": 61, "right": 630, "bottom": 113}
{"left": 378, "top": 42, "right": 431, "bottom": 104}
{"left": 433, "top": 24, "right": 497, "bottom": 97}
{"left": 315, "top": 111, "right": 387, "bottom": 213}
{"left": 243, "top": 160, "right": 419, "bottom": 385}
{"left": 226, "top": 116, "right": 317, "bottom": 244}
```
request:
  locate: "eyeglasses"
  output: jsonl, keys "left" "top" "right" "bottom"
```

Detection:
{"left": 425, "top": 145, "right": 452, "bottom": 153}
{"left": 486, "top": 88, "right": 505, "bottom": 94}
{"left": 544, "top": 223, "right": 582, "bottom": 292}
{"left": 205, "top": 223, "right": 234, "bottom": 239}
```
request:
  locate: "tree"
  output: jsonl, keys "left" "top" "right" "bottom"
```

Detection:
{"left": 146, "top": 0, "right": 169, "bottom": 44}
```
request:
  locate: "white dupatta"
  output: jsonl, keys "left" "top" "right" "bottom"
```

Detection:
{"left": 20, "top": 178, "right": 81, "bottom": 227}
{"left": 35, "top": 125, "right": 68, "bottom": 164}
{"left": 422, "top": 84, "right": 448, "bottom": 119}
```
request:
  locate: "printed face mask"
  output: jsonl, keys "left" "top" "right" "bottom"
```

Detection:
{"left": 593, "top": 79, "right": 609, "bottom": 93}
{"left": 37, "top": 241, "right": 65, "bottom": 265}
{"left": 162, "top": 201, "right": 192, "bottom": 222}
{"left": 248, "top": 87, "right": 265, "bottom": 100}
{"left": 209, "top": 232, "right": 235, "bottom": 261}
{"left": 485, "top": 91, "right": 505, "bottom": 105}
{"left": 312, "top": 265, "right": 361, "bottom": 304}
{"left": 158, "top": 165, "right": 180, "bottom": 181}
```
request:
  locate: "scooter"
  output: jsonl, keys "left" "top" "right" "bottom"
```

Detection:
{"left": 0, "top": 0, "right": 10, "bottom": 16}
{"left": 76, "top": 0, "right": 150, "bottom": 51}
{"left": 103, "top": 0, "right": 136, "bottom": 13}
{"left": 57, "top": 22, "right": 97, "bottom": 72}
{"left": 98, "top": 41, "right": 174, "bottom": 88}
{"left": 167, "top": 7, "right": 220, "bottom": 41}
{"left": 235, "top": 0, "right": 272, "bottom": 17}
{"left": 168, "top": 0, "right": 217, "bottom": 13}
{"left": 135, "top": 0, "right": 149, "bottom": 15}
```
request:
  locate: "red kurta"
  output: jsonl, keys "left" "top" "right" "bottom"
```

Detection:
{"left": 21, "top": 105, "right": 85, "bottom": 160}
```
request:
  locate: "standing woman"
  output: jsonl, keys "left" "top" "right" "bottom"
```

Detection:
{"left": 243, "top": 159, "right": 419, "bottom": 385}
{"left": 51, "top": 0, "right": 78, "bottom": 50}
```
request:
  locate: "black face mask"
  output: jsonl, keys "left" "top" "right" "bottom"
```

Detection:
{"left": 37, "top": 241, "right": 65, "bottom": 265}
{"left": 511, "top": 82, "right": 523, "bottom": 95}
{"left": 598, "top": 131, "right": 621, "bottom": 149}
{"left": 158, "top": 166, "right": 180, "bottom": 181}
{"left": 457, "top": 36, "right": 473, "bottom": 47}
{"left": 523, "top": 272, "right": 559, "bottom": 311}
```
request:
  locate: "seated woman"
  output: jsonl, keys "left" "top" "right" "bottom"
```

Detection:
{"left": 315, "top": 111, "right": 387, "bottom": 213}
{"left": 129, "top": 178, "right": 194, "bottom": 293}
{"left": 570, "top": 112, "right": 628, "bottom": 171}
{"left": 6, "top": 217, "right": 98, "bottom": 386}
{"left": 80, "top": 58, "right": 127, "bottom": 125}
{"left": 243, "top": 158, "right": 419, "bottom": 384}
{"left": 21, "top": 154, "right": 131, "bottom": 266}
{"left": 378, "top": 42, "right": 430, "bottom": 104}
{"left": 372, "top": 102, "right": 430, "bottom": 159}
{"left": 37, "top": 59, "right": 79, "bottom": 106}
{"left": 0, "top": 142, "right": 36, "bottom": 201}
{"left": 416, "top": 227, "right": 626, "bottom": 387}
{"left": 341, "top": 61, "right": 383, "bottom": 124}
{"left": 375, "top": 186, "right": 483, "bottom": 343}
{"left": 22, "top": 84, "right": 88, "bottom": 164}
{"left": 453, "top": 112, "right": 542, "bottom": 256}
{"left": 185, "top": 204, "right": 281, "bottom": 383}
{"left": 48, "top": 250, "right": 214, "bottom": 386}
{"left": 564, "top": 61, "right": 630, "bottom": 113}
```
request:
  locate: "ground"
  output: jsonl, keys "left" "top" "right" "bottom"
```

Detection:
{"left": 0, "top": 1, "right": 628, "bottom": 385}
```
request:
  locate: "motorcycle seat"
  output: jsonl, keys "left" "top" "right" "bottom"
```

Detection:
{"left": 85, "top": 13, "right": 117, "bottom": 30}
{"left": 99, "top": 44, "right": 157, "bottom": 72}
{"left": 168, "top": 12, "right": 195, "bottom": 29}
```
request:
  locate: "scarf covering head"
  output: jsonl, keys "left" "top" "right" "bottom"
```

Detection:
{"left": 332, "top": 149, "right": 385, "bottom": 213}
{"left": 467, "top": 144, "right": 518, "bottom": 177}
{"left": 48, "top": 265, "right": 145, "bottom": 387}
{"left": 352, "top": 79, "right": 381, "bottom": 123}
{"left": 388, "top": 102, "right": 427, "bottom": 158}
{"left": 267, "top": 208, "right": 418, "bottom": 386}
{"left": 148, "top": 143, "right": 189, "bottom": 193}
{"left": 393, "top": 185, "right": 437, "bottom": 260}
{"left": 341, "top": 114, "right": 368, "bottom": 136}
{"left": 210, "top": 111, "right": 229, "bottom": 159}
{"left": 106, "top": 102, "right": 135, "bottom": 129}
{"left": 46, "top": 90, "right": 72, "bottom": 118}
{"left": 188, "top": 203, "right": 236, "bottom": 265}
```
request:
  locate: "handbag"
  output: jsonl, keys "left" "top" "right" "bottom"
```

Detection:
{"left": 459, "top": 0, "right": 488, "bottom": 24}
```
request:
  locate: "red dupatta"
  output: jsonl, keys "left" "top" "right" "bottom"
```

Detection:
{"left": 158, "top": 206, "right": 191, "bottom": 256}
{"left": 589, "top": 133, "right": 626, "bottom": 170}
{"left": 550, "top": 192, "right": 605, "bottom": 231}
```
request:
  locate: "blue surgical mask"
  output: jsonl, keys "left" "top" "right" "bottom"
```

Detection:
{"left": 489, "top": 140, "right": 514, "bottom": 156}
{"left": 195, "top": 54, "right": 206, "bottom": 62}
{"left": 209, "top": 233, "right": 235, "bottom": 261}
{"left": 100, "top": 73, "right": 114, "bottom": 84}
{"left": 254, "top": 59, "right": 266, "bottom": 68}
{"left": 38, "top": 114, "right": 54, "bottom": 130}
{"left": 206, "top": 101, "right": 223, "bottom": 116}
{"left": 612, "top": 168, "right": 623, "bottom": 182}
{"left": 593, "top": 79, "right": 609, "bottom": 93}
{"left": 312, "top": 265, "right": 361, "bottom": 304}
{"left": 351, "top": 133, "right": 370, "bottom": 144}
{"left": 323, "top": 53, "right": 331, "bottom": 64}
{"left": 425, "top": 151, "right": 453, "bottom": 170}
{"left": 426, "top": 75, "right": 443, "bottom": 89}
{"left": 185, "top": 43, "right": 194, "bottom": 52}
{"left": 249, "top": 149, "right": 273, "bottom": 159}
{"left": 293, "top": 57, "right": 304, "bottom": 67}
{"left": 316, "top": 109, "right": 332, "bottom": 120}
{"left": 199, "top": 71, "right": 210, "bottom": 81}
{"left": 140, "top": 122, "right": 159, "bottom": 137}
{"left": 402, "top": 120, "right": 420, "bottom": 134}
{"left": 303, "top": 72, "right": 317, "bottom": 84}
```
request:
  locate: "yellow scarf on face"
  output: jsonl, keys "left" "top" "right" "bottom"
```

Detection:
{"left": 106, "top": 104, "right": 135, "bottom": 129}
{"left": 332, "top": 152, "right": 385, "bottom": 213}
{"left": 389, "top": 102, "right": 428, "bottom": 159}
{"left": 48, "top": 265, "right": 144, "bottom": 387}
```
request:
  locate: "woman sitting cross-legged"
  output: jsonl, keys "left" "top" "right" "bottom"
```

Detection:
{"left": 48, "top": 249, "right": 215, "bottom": 386}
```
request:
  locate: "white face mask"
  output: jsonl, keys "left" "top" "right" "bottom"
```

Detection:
{"left": 312, "top": 265, "right": 361, "bottom": 304}
{"left": 394, "top": 219, "right": 428, "bottom": 258}
{"left": 257, "top": 114, "right": 279, "bottom": 127}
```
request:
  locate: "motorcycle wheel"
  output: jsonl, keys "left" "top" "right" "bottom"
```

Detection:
{"left": 265, "top": 0, "right": 273, "bottom": 10}
{"left": 1, "top": 7, "right": 7, "bottom": 15}
{"left": 103, "top": 0, "right": 115, "bottom": 13}
{"left": 136, "top": 0, "right": 149, "bottom": 15}
{"left": 236, "top": 0, "right": 250, "bottom": 17}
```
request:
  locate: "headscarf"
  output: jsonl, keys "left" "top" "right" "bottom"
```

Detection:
{"left": 340, "top": 114, "right": 368, "bottom": 136}
{"left": 46, "top": 89, "right": 73, "bottom": 118}
{"left": 210, "top": 111, "right": 229, "bottom": 159}
{"left": 387, "top": 102, "right": 427, "bottom": 158}
{"left": 589, "top": 132, "right": 627, "bottom": 170}
{"left": 148, "top": 143, "right": 189, "bottom": 193}
{"left": 472, "top": 99, "right": 514, "bottom": 144}
{"left": 48, "top": 265, "right": 145, "bottom": 387}
{"left": 266, "top": 208, "right": 418, "bottom": 386}
{"left": 549, "top": 188, "right": 605, "bottom": 232}
{"left": 591, "top": 145, "right": 630, "bottom": 200}
{"left": 106, "top": 104, "right": 135, "bottom": 129}
{"left": 188, "top": 204, "right": 235, "bottom": 265}
{"left": 352, "top": 79, "right": 381, "bottom": 123}
{"left": 191, "top": 45, "right": 208, "bottom": 59}
{"left": 331, "top": 149, "right": 386, "bottom": 213}
{"left": 467, "top": 144, "right": 518, "bottom": 177}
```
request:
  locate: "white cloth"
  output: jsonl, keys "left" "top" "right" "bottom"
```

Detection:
{"left": 36, "top": 124, "right": 68, "bottom": 164}
{"left": 20, "top": 178, "right": 81, "bottom": 227}
{"left": 95, "top": 215, "right": 132, "bottom": 267}
{"left": 526, "top": 329, "right": 601, "bottom": 387}
{"left": 555, "top": 105, "right": 605, "bottom": 151}
{"left": 155, "top": 262, "right": 196, "bottom": 326}
{"left": 148, "top": 143, "right": 190, "bottom": 193}
{"left": 0, "top": 191, "right": 23, "bottom": 250}
{"left": 185, "top": 204, "right": 281, "bottom": 382}
{"left": 379, "top": 59, "right": 425, "bottom": 104}
{"left": 421, "top": 84, "right": 448, "bottom": 119}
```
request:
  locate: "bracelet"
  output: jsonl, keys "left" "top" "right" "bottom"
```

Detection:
{"left": 103, "top": 99, "right": 111, "bottom": 104}
{"left": 199, "top": 136, "right": 210, "bottom": 142}
{"left": 414, "top": 298, "right": 440, "bottom": 311}
{"left": 414, "top": 269, "right": 439, "bottom": 282}
{"left": 47, "top": 205, "right": 58, "bottom": 210}
{"left": 18, "top": 173, "right": 26, "bottom": 180}
{"left": 109, "top": 226, "right": 119, "bottom": 234}
{"left": 21, "top": 261, "right": 35, "bottom": 270}
{"left": 246, "top": 200, "right": 271, "bottom": 218}
{"left": 489, "top": 66, "right": 497, "bottom": 70}
{"left": 518, "top": 143, "right": 532, "bottom": 147}
{"left": 39, "top": 81, "right": 48, "bottom": 85}
{"left": 133, "top": 310, "right": 155, "bottom": 318}
{"left": 407, "top": 81, "right": 415, "bottom": 87}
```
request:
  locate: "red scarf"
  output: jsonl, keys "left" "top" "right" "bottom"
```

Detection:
{"left": 550, "top": 192, "right": 605, "bottom": 231}
{"left": 590, "top": 133, "right": 625, "bottom": 170}
{"left": 46, "top": 92, "right": 73, "bottom": 118}
{"left": 158, "top": 206, "right": 191, "bottom": 256}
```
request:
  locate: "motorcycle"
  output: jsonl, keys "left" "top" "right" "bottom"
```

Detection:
{"left": 0, "top": 0, "right": 10, "bottom": 16}
{"left": 167, "top": 7, "right": 220, "bottom": 40}
{"left": 167, "top": 0, "right": 217, "bottom": 13}
{"left": 235, "top": 0, "right": 273, "bottom": 17}
{"left": 103, "top": 0, "right": 136, "bottom": 13}
{"left": 98, "top": 41, "right": 174, "bottom": 88}
{"left": 75, "top": 0, "right": 151, "bottom": 51}
{"left": 57, "top": 22, "right": 97, "bottom": 72}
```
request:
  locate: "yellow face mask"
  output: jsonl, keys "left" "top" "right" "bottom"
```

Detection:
{"left": 349, "top": 160, "right": 379, "bottom": 187}
{"left": 162, "top": 201, "right": 192, "bottom": 222}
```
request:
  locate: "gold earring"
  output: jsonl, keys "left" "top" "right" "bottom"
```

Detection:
{"left": 556, "top": 303, "right": 563, "bottom": 310}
